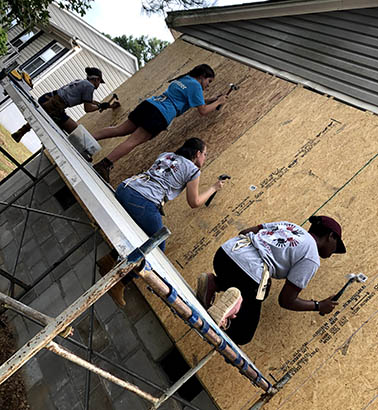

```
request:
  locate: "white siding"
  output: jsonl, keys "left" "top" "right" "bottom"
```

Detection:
{"left": 16, "top": 32, "right": 60, "bottom": 66}
{"left": 30, "top": 48, "right": 130, "bottom": 121}
{"left": 7, "top": 24, "right": 24, "bottom": 42}
{"left": 48, "top": 3, "right": 138, "bottom": 75}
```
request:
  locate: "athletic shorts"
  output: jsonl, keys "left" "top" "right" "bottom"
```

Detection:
{"left": 38, "top": 92, "right": 69, "bottom": 127}
{"left": 128, "top": 100, "right": 168, "bottom": 138}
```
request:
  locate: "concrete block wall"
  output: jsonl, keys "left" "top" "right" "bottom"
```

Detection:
{"left": 0, "top": 152, "right": 217, "bottom": 410}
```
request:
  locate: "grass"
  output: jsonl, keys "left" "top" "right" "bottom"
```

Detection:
{"left": 0, "top": 123, "right": 32, "bottom": 180}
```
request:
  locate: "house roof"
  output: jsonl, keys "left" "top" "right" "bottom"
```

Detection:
{"left": 166, "top": 0, "right": 378, "bottom": 28}
{"left": 48, "top": 3, "right": 138, "bottom": 75}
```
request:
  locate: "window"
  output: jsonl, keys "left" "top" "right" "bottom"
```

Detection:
{"left": 23, "top": 43, "right": 65, "bottom": 76}
{"left": 11, "top": 29, "right": 39, "bottom": 48}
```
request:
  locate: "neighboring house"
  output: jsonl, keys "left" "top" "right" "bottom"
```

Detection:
{"left": 166, "top": 0, "right": 378, "bottom": 113}
{"left": 1, "top": 2, "right": 138, "bottom": 122}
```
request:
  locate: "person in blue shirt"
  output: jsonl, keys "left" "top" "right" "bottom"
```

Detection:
{"left": 93, "top": 64, "right": 228, "bottom": 182}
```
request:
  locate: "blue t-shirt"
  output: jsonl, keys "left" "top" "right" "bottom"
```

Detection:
{"left": 147, "top": 75, "right": 205, "bottom": 125}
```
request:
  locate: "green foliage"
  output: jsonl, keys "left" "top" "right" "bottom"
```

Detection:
{"left": 0, "top": 0, "right": 93, "bottom": 55}
{"left": 0, "top": 27, "right": 7, "bottom": 55}
{"left": 142, "top": 0, "right": 213, "bottom": 14}
{"left": 112, "top": 34, "right": 170, "bottom": 67}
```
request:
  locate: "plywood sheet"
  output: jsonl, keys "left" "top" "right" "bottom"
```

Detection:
{"left": 141, "top": 87, "right": 378, "bottom": 409}
{"left": 79, "top": 39, "right": 378, "bottom": 409}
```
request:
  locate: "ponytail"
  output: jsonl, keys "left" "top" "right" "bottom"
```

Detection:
{"left": 168, "top": 64, "right": 215, "bottom": 83}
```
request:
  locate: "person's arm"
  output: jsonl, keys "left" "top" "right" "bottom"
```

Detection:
{"left": 239, "top": 225, "right": 263, "bottom": 235}
{"left": 279, "top": 280, "right": 338, "bottom": 314}
{"left": 186, "top": 176, "right": 225, "bottom": 208}
{"left": 83, "top": 101, "right": 101, "bottom": 113}
{"left": 197, "top": 95, "right": 228, "bottom": 116}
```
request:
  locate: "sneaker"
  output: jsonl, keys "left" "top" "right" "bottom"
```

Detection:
{"left": 196, "top": 273, "right": 218, "bottom": 309}
{"left": 11, "top": 123, "right": 31, "bottom": 142}
{"left": 97, "top": 252, "right": 126, "bottom": 307}
{"left": 208, "top": 287, "right": 242, "bottom": 330}
{"left": 93, "top": 157, "right": 113, "bottom": 183}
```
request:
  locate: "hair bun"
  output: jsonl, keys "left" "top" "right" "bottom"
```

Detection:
{"left": 309, "top": 215, "right": 321, "bottom": 224}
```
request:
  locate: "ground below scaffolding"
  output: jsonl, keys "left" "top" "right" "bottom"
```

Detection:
{"left": 0, "top": 316, "right": 30, "bottom": 410}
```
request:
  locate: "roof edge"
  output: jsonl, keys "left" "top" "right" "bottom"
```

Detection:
{"left": 166, "top": 0, "right": 378, "bottom": 28}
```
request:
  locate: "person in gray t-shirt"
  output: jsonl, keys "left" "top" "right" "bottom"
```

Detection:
{"left": 11, "top": 67, "right": 119, "bottom": 142}
{"left": 115, "top": 137, "right": 226, "bottom": 252}
{"left": 98, "top": 138, "right": 227, "bottom": 307}
{"left": 196, "top": 215, "right": 346, "bottom": 345}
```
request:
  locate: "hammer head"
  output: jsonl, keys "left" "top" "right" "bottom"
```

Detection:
{"left": 218, "top": 174, "right": 231, "bottom": 180}
{"left": 346, "top": 273, "right": 368, "bottom": 283}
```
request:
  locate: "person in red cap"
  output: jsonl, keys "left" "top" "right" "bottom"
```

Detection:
{"left": 196, "top": 215, "right": 346, "bottom": 345}
{"left": 11, "top": 67, "right": 119, "bottom": 143}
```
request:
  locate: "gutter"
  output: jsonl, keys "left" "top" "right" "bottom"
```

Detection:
{"left": 167, "top": 0, "right": 378, "bottom": 28}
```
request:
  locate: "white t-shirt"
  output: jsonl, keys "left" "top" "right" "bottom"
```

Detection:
{"left": 125, "top": 153, "right": 200, "bottom": 206}
{"left": 222, "top": 221, "right": 320, "bottom": 288}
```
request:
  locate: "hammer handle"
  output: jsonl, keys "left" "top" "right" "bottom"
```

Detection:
{"left": 205, "top": 192, "right": 217, "bottom": 207}
{"left": 319, "top": 280, "right": 352, "bottom": 316}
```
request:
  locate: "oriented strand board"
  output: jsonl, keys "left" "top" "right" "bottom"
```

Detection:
{"left": 79, "top": 39, "right": 378, "bottom": 409}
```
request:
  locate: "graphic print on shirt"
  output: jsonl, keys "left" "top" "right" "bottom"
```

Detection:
{"left": 259, "top": 222, "right": 305, "bottom": 253}
{"left": 151, "top": 155, "right": 179, "bottom": 176}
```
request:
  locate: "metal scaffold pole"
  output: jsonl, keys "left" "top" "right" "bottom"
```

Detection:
{"left": 0, "top": 228, "right": 169, "bottom": 386}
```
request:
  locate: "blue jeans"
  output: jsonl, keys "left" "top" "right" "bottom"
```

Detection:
{"left": 115, "top": 184, "right": 165, "bottom": 251}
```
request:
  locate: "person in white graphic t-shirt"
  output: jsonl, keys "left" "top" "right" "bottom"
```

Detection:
{"left": 196, "top": 215, "right": 346, "bottom": 345}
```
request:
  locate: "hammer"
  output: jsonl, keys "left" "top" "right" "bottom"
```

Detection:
{"left": 320, "top": 273, "right": 368, "bottom": 316}
{"left": 99, "top": 93, "right": 119, "bottom": 112}
{"left": 216, "top": 83, "right": 239, "bottom": 110}
{"left": 205, "top": 174, "right": 231, "bottom": 207}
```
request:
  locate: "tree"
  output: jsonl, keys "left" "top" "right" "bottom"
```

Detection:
{"left": 142, "top": 0, "right": 213, "bottom": 14}
{"left": 0, "top": 0, "right": 93, "bottom": 55}
{"left": 111, "top": 35, "right": 170, "bottom": 67}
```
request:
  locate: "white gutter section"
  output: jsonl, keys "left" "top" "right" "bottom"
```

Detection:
{"left": 182, "top": 34, "right": 378, "bottom": 115}
{"left": 167, "top": 0, "right": 378, "bottom": 27}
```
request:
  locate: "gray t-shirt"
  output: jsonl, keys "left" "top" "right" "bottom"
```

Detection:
{"left": 222, "top": 221, "right": 320, "bottom": 288}
{"left": 57, "top": 79, "right": 95, "bottom": 107}
{"left": 125, "top": 152, "right": 200, "bottom": 206}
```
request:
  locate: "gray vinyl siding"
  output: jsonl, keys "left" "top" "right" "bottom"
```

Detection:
{"left": 31, "top": 48, "right": 130, "bottom": 121}
{"left": 179, "top": 8, "right": 378, "bottom": 108}
{"left": 48, "top": 3, "right": 138, "bottom": 75}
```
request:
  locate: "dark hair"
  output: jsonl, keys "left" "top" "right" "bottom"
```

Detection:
{"left": 175, "top": 138, "right": 206, "bottom": 160}
{"left": 168, "top": 64, "right": 215, "bottom": 83}
{"left": 308, "top": 215, "right": 333, "bottom": 237}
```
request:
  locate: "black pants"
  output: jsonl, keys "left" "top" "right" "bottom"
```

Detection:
{"left": 213, "top": 247, "right": 269, "bottom": 345}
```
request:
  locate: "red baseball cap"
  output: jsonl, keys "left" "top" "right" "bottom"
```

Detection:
{"left": 319, "top": 216, "right": 346, "bottom": 254}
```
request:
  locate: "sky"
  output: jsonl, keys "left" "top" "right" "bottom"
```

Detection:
{"left": 82, "top": 0, "right": 266, "bottom": 42}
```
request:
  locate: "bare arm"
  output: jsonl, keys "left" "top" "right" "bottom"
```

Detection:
{"left": 279, "top": 280, "right": 338, "bottom": 314}
{"left": 197, "top": 95, "right": 228, "bottom": 116}
{"left": 83, "top": 101, "right": 100, "bottom": 113}
{"left": 186, "top": 176, "right": 224, "bottom": 208}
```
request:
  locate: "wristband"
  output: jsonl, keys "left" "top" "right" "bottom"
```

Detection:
{"left": 313, "top": 300, "right": 320, "bottom": 311}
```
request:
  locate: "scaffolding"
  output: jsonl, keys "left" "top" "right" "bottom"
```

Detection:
{"left": 0, "top": 70, "right": 282, "bottom": 408}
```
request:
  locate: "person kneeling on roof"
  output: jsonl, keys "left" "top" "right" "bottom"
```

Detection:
{"left": 11, "top": 67, "right": 119, "bottom": 143}
{"left": 196, "top": 215, "right": 346, "bottom": 345}
{"left": 97, "top": 137, "right": 228, "bottom": 306}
